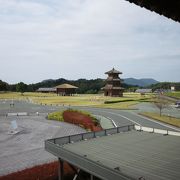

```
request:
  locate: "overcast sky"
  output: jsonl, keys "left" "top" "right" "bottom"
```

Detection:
{"left": 0, "top": 0, "right": 180, "bottom": 84}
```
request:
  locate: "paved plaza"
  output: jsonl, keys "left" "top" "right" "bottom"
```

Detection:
{"left": 0, "top": 100, "right": 86, "bottom": 176}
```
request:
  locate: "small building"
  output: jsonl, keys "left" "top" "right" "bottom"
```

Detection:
{"left": 55, "top": 84, "right": 78, "bottom": 96}
{"left": 36, "top": 87, "right": 56, "bottom": 93}
{"left": 175, "top": 101, "right": 180, "bottom": 108}
{"left": 171, "top": 86, "right": 175, "bottom": 91}
{"left": 102, "top": 68, "right": 124, "bottom": 97}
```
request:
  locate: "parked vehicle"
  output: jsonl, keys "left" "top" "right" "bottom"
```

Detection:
{"left": 175, "top": 101, "right": 180, "bottom": 108}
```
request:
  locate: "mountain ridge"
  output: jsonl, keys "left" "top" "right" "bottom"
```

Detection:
{"left": 39, "top": 77, "right": 159, "bottom": 87}
{"left": 123, "top": 78, "right": 159, "bottom": 87}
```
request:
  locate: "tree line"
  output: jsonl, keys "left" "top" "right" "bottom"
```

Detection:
{"left": 148, "top": 82, "right": 180, "bottom": 91}
{"left": 0, "top": 79, "right": 179, "bottom": 94}
{"left": 0, "top": 78, "right": 134, "bottom": 94}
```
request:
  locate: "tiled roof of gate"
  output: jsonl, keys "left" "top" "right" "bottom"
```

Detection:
{"left": 55, "top": 84, "right": 78, "bottom": 89}
{"left": 105, "top": 68, "right": 122, "bottom": 74}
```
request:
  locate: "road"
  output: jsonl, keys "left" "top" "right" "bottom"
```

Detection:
{"left": 73, "top": 106, "right": 180, "bottom": 132}
{"left": 0, "top": 100, "right": 179, "bottom": 132}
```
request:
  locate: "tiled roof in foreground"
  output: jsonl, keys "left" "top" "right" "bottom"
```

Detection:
{"left": 45, "top": 125, "right": 180, "bottom": 180}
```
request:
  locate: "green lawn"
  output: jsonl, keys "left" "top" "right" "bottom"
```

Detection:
{"left": 0, "top": 92, "right": 153, "bottom": 109}
{"left": 139, "top": 112, "right": 180, "bottom": 127}
{"left": 165, "top": 91, "right": 180, "bottom": 99}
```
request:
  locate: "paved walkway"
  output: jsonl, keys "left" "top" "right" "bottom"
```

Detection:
{"left": 94, "top": 115, "right": 114, "bottom": 129}
{"left": 0, "top": 101, "right": 86, "bottom": 176}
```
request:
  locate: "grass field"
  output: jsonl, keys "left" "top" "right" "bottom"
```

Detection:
{"left": 139, "top": 112, "right": 180, "bottom": 127}
{"left": 165, "top": 91, "right": 180, "bottom": 99}
{"left": 0, "top": 92, "right": 153, "bottom": 109}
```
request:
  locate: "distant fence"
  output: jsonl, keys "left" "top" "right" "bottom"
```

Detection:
{"left": 7, "top": 112, "right": 28, "bottom": 116}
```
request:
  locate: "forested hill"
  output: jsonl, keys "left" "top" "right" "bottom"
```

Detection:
{"left": 38, "top": 78, "right": 106, "bottom": 94}
{"left": 1, "top": 78, "right": 134, "bottom": 93}
{"left": 124, "top": 78, "right": 159, "bottom": 87}
{"left": 1, "top": 78, "right": 176, "bottom": 94}
{"left": 0, "top": 78, "right": 106, "bottom": 94}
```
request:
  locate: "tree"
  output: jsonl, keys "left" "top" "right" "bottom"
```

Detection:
{"left": 0, "top": 80, "right": 8, "bottom": 91}
{"left": 16, "top": 82, "right": 27, "bottom": 95}
{"left": 154, "top": 95, "right": 169, "bottom": 116}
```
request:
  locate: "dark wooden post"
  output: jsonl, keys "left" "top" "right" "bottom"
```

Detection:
{"left": 58, "top": 158, "right": 64, "bottom": 180}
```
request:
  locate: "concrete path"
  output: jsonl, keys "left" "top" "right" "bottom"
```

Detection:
{"left": 0, "top": 101, "right": 86, "bottom": 176}
{"left": 94, "top": 115, "right": 114, "bottom": 129}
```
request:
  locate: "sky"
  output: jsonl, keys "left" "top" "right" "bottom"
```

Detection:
{"left": 0, "top": 0, "right": 180, "bottom": 84}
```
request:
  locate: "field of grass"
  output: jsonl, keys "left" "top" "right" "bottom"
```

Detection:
{"left": 165, "top": 91, "right": 180, "bottom": 99}
{"left": 139, "top": 112, "right": 180, "bottom": 127}
{"left": 0, "top": 92, "right": 57, "bottom": 100}
{"left": 0, "top": 92, "right": 153, "bottom": 109}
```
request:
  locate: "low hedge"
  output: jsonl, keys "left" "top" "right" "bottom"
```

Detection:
{"left": 63, "top": 110, "right": 102, "bottom": 131}
{"left": 68, "top": 109, "right": 99, "bottom": 125}
{"left": 47, "top": 109, "right": 101, "bottom": 131}
{"left": 104, "top": 98, "right": 151, "bottom": 104}
{"left": 104, "top": 99, "right": 134, "bottom": 104}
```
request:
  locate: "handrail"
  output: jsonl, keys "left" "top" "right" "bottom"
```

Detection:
{"left": 47, "top": 125, "right": 135, "bottom": 146}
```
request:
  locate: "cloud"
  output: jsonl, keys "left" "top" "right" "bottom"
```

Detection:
{"left": 0, "top": 0, "right": 180, "bottom": 83}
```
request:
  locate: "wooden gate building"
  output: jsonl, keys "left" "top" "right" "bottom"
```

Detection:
{"left": 103, "top": 68, "right": 124, "bottom": 97}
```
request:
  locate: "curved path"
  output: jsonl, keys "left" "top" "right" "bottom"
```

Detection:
{"left": 73, "top": 106, "right": 180, "bottom": 132}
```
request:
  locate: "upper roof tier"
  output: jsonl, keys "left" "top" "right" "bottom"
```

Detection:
{"left": 105, "top": 68, "right": 122, "bottom": 74}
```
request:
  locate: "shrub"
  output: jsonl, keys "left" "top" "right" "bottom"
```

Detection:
{"left": 47, "top": 111, "right": 64, "bottom": 121}
{"left": 47, "top": 109, "right": 102, "bottom": 131}
{"left": 63, "top": 110, "right": 102, "bottom": 131}
{"left": 66, "top": 109, "right": 100, "bottom": 126}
